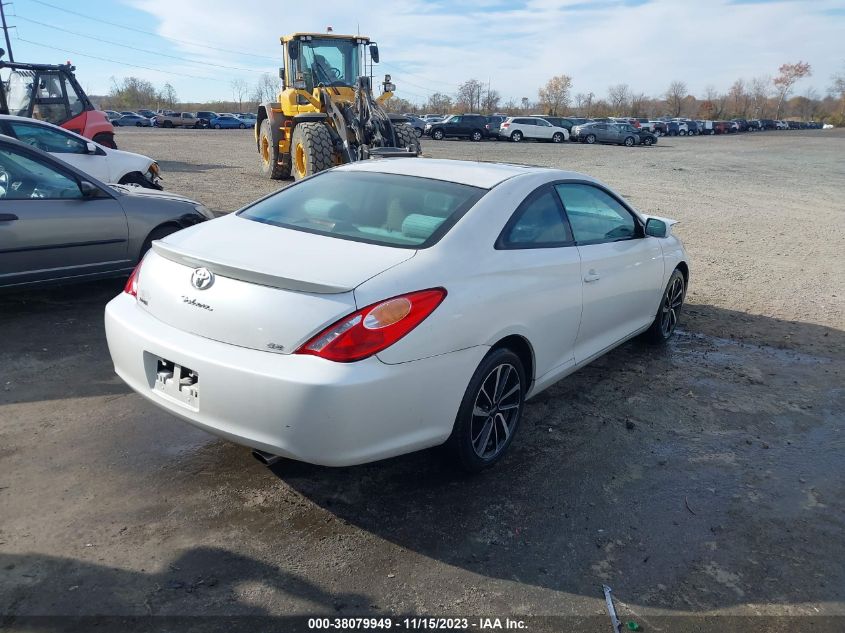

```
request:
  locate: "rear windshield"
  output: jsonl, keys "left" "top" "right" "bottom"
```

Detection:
{"left": 239, "top": 171, "right": 486, "bottom": 248}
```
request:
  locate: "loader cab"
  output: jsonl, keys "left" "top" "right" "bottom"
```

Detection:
{"left": 284, "top": 34, "right": 378, "bottom": 92}
{"left": 2, "top": 66, "right": 88, "bottom": 126}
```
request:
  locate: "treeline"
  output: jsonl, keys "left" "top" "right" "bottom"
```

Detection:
{"left": 94, "top": 61, "right": 845, "bottom": 126}
{"left": 386, "top": 61, "right": 845, "bottom": 125}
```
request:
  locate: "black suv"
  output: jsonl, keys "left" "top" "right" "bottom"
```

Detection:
{"left": 428, "top": 114, "right": 489, "bottom": 141}
{"left": 195, "top": 111, "right": 218, "bottom": 128}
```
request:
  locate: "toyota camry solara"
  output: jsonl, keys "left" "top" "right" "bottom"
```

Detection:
{"left": 105, "top": 159, "right": 688, "bottom": 471}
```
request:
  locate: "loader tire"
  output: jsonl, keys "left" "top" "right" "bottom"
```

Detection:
{"left": 394, "top": 123, "right": 421, "bottom": 155}
{"left": 258, "top": 119, "right": 291, "bottom": 180}
{"left": 291, "top": 123, "right": 335, "bottom": 181}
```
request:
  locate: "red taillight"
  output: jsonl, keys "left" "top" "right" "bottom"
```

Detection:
{"left": 502, "top": 122, "right": 510, "bottom": 128}
{"left": 295, "top": 288, "right": 447, "bottom": 362}
{"left": 124, "top": 261, "right": 143, "bottom": 297}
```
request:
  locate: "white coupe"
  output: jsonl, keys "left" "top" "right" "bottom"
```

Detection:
{"left": 0, "top": 115, "right": 161, "bottom": 188}
{"left": 105, "top": 159, "right": 688, "bottom": 471}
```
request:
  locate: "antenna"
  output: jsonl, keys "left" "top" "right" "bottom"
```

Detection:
{"left": 0, "top": 1, "right": 14, "bottom": 62}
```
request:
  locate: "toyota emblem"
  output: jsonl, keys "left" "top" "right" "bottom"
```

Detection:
{"left": 190, "top": 267, "right": 214, "bottom": 290}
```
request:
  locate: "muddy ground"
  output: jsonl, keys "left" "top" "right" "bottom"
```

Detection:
{"left": 0, "top": 128, "right": 843, "bottom": 631}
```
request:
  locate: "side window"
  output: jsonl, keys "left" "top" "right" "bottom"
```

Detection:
{"left": 450, "top": 116, "right": 462, "bottom": 123}
{"left": 7, "top": 122, "right": 88, "bottom": 154}
{"left": 0, "top": 148, "right": 83, "bottom": 200}
{"left": 499, "top": 187, "right": 573, "bottom": 248}
{"left": 554, "top": 183, "right": 638, "bottom": 244}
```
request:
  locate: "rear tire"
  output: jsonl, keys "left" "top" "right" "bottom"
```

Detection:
{"left": 642, "top": 136, "right": 653, "bottom": 146}
{"left": 258, "top": 119, "right": 291, "bottom": 180}
{"left": 470, "top": 130, "right": 483, "bottom": 142}
{"left": 446, "top": 348, "right": 526, "bottom": 473}
{"left": 290, "top": 122, "right": 335, "bottom": 181}
{"left": 644, "top": 269, "right": 686, "bottom": 343}
{"left": 394, "top": 123, "right": 422, "bottom": 155}
{"left": 510, "top": 130, "right": 523, "bottom": 142}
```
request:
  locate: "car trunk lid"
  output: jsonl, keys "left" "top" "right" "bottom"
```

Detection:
{"left": 137, "top": 214, "right": 415, "bottom": 353}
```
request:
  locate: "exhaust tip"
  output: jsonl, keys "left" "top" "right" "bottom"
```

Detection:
{"left": 251, "top": 449, "right": 283, "bottom": 467}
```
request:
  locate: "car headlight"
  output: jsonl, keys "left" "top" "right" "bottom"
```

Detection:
{"left": 147, "top": 162, "right": 161, "bottom": 179}
{"left": 193, "top": 203, "right": 214, "bottom": 220}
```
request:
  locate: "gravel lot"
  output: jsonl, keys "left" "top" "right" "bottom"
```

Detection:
{"left": 1, "top": 128, "right": 843, "bottom": 630}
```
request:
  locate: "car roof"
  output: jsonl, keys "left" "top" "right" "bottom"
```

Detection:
{"left": 335, "top": 158, "right": 585, "bottom": 189}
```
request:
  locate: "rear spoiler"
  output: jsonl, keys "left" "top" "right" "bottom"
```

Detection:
{"left": 151, "top": 241, "right": 354, "bottom": 294}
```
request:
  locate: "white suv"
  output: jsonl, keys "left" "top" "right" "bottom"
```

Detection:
{"left": 498, "top": 117, "right": 569, "bottom": 143}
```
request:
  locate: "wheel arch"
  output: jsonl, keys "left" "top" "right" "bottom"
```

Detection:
{"left": 489, "top": 334, "right": 535, "bottom": 386}
{"left": 675, "top": 260, "right": 690, "bottom": 285}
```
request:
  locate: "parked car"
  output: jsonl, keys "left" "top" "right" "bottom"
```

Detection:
{"left": 104, "top": 158, "right": 688, "bottom": 471}
{"left": 104, "top": 110, "right": 121, "bottom": 122}
{"left": 0, "top": 135, "right": 212, "bottom": 290}
{"left": 0, "top": 115, "right": 162, "bottom": 188}
{"left": 208, "top": 115, "right": 248, "bottom": 129}
{"left": 636, "top": 118, "right": 655, "bottom": 132}
{"left": 113, "top": 113, "right": 152, "bottom": 127}
{"left": 155, "top": 112, "right": 201, "bottom": 128}
{"left": 483, "top": 115, "right": 507, "bottom": 138}
{"left": 775, "top": 120, "right": 789, "bottom": 130}
{"left": 499, "top": 117, "right": 569, "bottom": 143}
{"left": 697, "top": 120, "right": 715, "bottom": 135}
{"left": 571, "top": 122, "right": 638, "bottom": 146}
{"left": 684, "top": 120, "right": 700, "bottom": 135}
{"left": 759, "top": 119, "right": 776, "bottom": 130}
{"left": 530, "top": 116, "right": 584, "bottom": 134}
{"left": 619, "top": 123, "right": 658, "bottom": 146}
{"left": 731, "top": 119, "right": 749, "bottom": 132}
{"left": 195, "top": 111, "right": 219, "bottom": 128}
{"left": 422, "top": 114, "right": 443, "bottom": 121}
{"left": 650, "top": 121, "right": 668, "bottom": 136}
{"left": 787, "top": 120, "right": 800, "bottom": 130}
{"left": 427, "top": 114, "right": 489, "bottom": 141}
{"left": 713, "top": 121, "right": 731, "bottom": 134}
{"left": 669, "top": 120, "right": 689, "bottom": 135}
{"left": 137, "top": 109, "right": 157, "bottom": 119}
{"left": 747, "top": 120, "right": 762, "bottom": 132}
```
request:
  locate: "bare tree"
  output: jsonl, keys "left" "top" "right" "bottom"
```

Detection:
{"left": 481, "top": 86, "right": 501, "bottom": 113}
{"left": 607, "top": 83, "right": 630, "bottom": 115}
{"left": 750, "top": 76, "right": 771, "bottom": 118}
{"left": 456, "top": 79, "right": 484, "bottom": 113}
{"left": 773, "top": 61, "right": 812, "bottom": 118}
{"left": 664, "top": 80, "right": 687, "bottom": 117}
{"left": 727, "top": 79, "right": 751, "bottom": 118}
{"left": 502, "top": 98, "right": 519, "bottom": 115}
{"left": 520, "top": 97, "right": 531, "bottom": 113}
{"left": 251, "top": 73, "right": 279, "bottom": 104}
{"left": 426, "top": 92, "right": 453, "bottom": 113}
{"left": 231, "top": 79, "right": 249, "bottom": 111}
{"left": 537, "top": 75, "right": 573, "bottom": 115}
{"left": 158, "top": 83, "right": 178, "bottom": 110}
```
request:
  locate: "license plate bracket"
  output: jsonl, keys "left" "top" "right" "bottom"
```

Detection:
{"left": 152, "top": 357, "right": 199, "bottom": 410}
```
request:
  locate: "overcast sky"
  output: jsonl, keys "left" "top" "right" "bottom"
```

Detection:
{"left": 6, "top": 0, "right": 844, "bottom": 104}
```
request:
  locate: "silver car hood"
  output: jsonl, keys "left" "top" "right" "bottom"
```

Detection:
{"left": 109, "top": 183, "right": 198, "bottom": 205}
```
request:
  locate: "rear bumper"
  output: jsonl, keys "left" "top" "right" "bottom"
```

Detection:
{"left": 105, "top": 294, "right": 485, "bottom": 466}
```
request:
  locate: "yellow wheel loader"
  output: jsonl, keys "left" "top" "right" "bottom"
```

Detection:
{"left": 255, "top": 33, "right": 421, "bottom": 180}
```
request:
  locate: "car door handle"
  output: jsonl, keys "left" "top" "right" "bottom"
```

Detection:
{"left": 584, "top": 271, "right": 601, "bottom": 283}
{"left": 0, "top": 213, "right": 18, "bottom": 221}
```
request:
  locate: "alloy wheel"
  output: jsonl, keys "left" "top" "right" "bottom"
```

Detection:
{"left": 470, "top": 363, "right": 522, "bottom": 460}
{"left": 660, "top": 276, "right": 685, "bottom": 337}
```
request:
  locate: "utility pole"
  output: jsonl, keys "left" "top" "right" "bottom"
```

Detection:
{"left": 0, "top": 2, "right": 13, "bottom": 61}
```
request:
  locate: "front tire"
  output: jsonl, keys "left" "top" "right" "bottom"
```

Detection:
{"left": 394, "top": 123, "right": 422, "bottom": 154}
{"left": 552, "top": 132, "right": 564, "bottom": 143}
{"left": 432, "top": 129, "right": 444, "bottom": 140}
{"left": 642, "top": 136, "right": 654, "bottom": 146}
{"left": 447, "top": 349, "right": 526, "bottom": 472}
{"left": 290, "top": 122, "right": 335, "bottom": 181}
{"left": 585, "top": 133, "right": 596, "bottom": 144}
{"left": 645, "top": 269, "right": 686, "bottom": 343}
{"left": 624, "top": 136, "right": 635, "bottom": 146}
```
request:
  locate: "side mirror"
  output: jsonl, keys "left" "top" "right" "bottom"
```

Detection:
{"left": 85, "top": 141, "right": 98, "bottom": 154}
{"left": 370, "top": 44, "right": 380, "bottom": 64}
{"left": 288, "top": 40, "right": 299, "bottom": 61}
{"left": 278, "top": 66, "right": 285, "bottom": 79}
{"left": 645, "top": 218, "right": 667, "bottom": 238}
{"left": 79, "top": 180, "right": 99, "bottom": 198}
